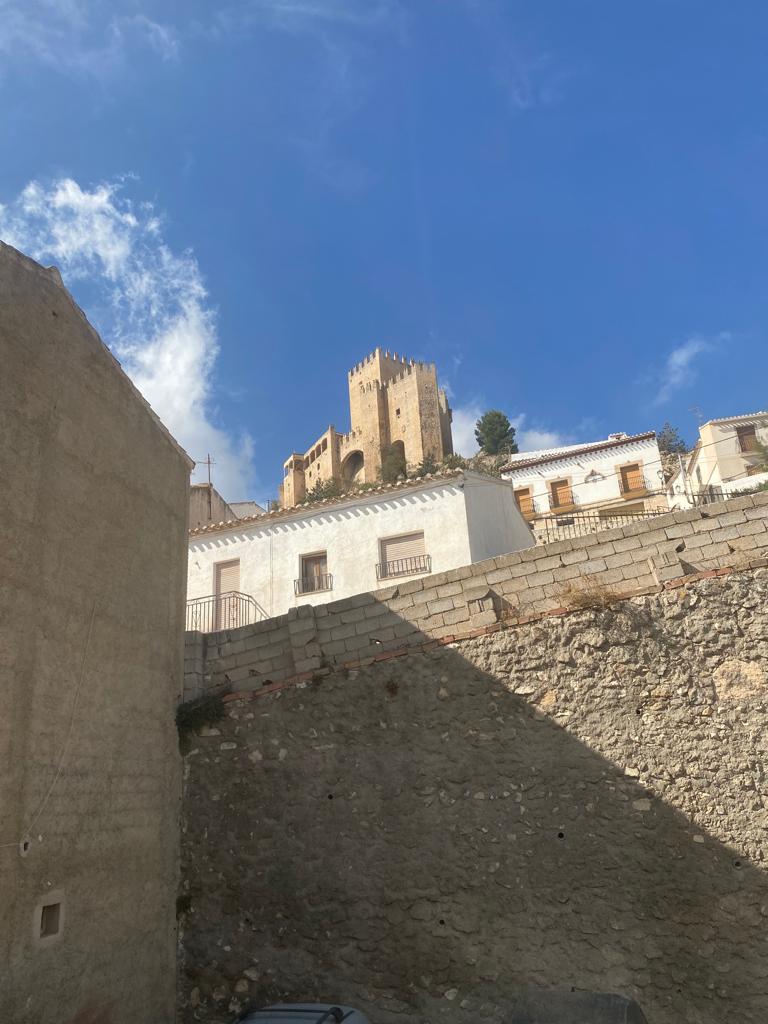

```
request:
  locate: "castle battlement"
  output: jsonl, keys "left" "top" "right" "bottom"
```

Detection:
{"left": 281, "top": 347, "right": 453, "bottom": 507}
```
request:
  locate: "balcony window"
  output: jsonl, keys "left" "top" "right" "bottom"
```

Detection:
{"left": 619, "top": 462, "right": 647, "bottom": 496}
{"left": 377, "top": 531, "right": 430, "bottom": 580}
{"left": 737, "top": 425, "right": 759, "bottom": 453}
{"left": 514, "top": 487, "right": 534, "bottom": 519}
{"left": 296, "top": 553, "right": 332, "bottom": 595}
{"left": 549, "top": 478, "right": 573, "bottom": 510}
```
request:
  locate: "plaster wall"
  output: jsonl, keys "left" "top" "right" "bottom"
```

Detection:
{"left": 187, "top": 477, "right": 533, "bottom": 621}
{"left": 190, "top": 484, "right": 237, "bottom": 529}
{"left": 464, "top": 475, "right": 533, "bottom": 563}
{"left": 0, "top": 242, "right": 190, "bottom": 1024}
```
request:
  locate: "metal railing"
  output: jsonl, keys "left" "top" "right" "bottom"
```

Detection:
{"left": 186, "top": 590, "right": 264, "bottom": 633}
{"left": 376, "top": 553, "right": 432, "bottom": 580}
{"left": 618, "top": 474, "right": 653, "bottom": 496}
{"left": 534, "top": 508, "right": 669, "bottom": 543}
{"left": 294, "top": 572, "right": 333, "bottom": 595}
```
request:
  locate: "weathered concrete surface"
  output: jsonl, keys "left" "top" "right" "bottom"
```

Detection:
{"left": 0, "top": 242, "right": 191, "bottom": 1023}
{"left": 180, "top": 568, "right": 768, "bottom": 1024}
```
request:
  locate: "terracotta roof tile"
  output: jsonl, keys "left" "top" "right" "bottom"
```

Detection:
{"left": 500, "top": 432, "right": 657, "bottom": 473}
{"left": 189, "top": 468, "right": 471, "bottom": 537}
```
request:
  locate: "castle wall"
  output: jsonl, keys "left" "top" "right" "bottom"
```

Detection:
{"left": 281, "top": 348, "right": 454, "bottom": 505}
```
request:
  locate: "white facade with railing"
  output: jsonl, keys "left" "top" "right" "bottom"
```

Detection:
{"left": 186, "top": 471, "right": 534, "bottom": 626}
{"left": 666, "top": 412, "right": 768, "bottom": 509}
{"left": 501, "top": 432, "right": 667, "bottom": 530}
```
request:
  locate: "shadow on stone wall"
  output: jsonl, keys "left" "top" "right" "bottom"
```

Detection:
{"left": 180, "top": 572, "right": 768, "bottom": 1024}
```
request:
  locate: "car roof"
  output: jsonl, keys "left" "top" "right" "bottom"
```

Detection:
{"left": 239, "top": 1005, "right": 369, "bottom": 1024}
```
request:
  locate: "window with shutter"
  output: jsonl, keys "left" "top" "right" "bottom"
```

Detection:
{"left": 296, "top": 552, "right": 331, "bottom": 594}
{"left": 620, "top": 463, "right": 644, "bottom": 494}
{"left": 549, "top": 479, "right": 572, "bottom": 509}
{"left": 737, "top": 425, "right": 758, "bottom": 453}
{"left": 514, "top": 487, "right": 534, "bottom": 518}
{"left": 214, "top": 560, "right": 241, "bottom": 629}
{"left": 378, "top": 532, "right": 429, "bottom": 579}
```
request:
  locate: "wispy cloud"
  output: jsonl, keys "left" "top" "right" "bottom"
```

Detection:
{"left": 0, "top": 177, "right": 255, "bottom": 498}
{"left": 228, "top": 0, "right": 403, "bottom": 33}
{"left": 459, "top": 0, "right": 566, "bottom": 114}
{"left": 654, "top": 333, "right": 725, "bottom": 405}
{"left": 451, "top": 403, "right": 566, "bottom": 456}
{"left": 0, "top": 1, "right": 180, "bottom": 77}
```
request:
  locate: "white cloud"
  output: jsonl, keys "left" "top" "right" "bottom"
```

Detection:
{"left": 0, "top": 1, "right": 179, "bottom": 76}
{"left": 654, "top": 334, "right": 724, "bottom": 405}
{"left": 451, "top": 402, "right": 483, "bottom": 456}
{"left": 451, "top": 404, "right": 566, "bottom": 457}
{"left": 0, "top": 177, "right": 255, "bottom": 499}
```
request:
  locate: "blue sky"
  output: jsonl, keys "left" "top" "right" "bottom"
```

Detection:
{"left": 2, "top": 1, "right": 767, "bottom": 501}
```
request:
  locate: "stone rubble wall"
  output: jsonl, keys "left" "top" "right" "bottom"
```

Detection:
{"left": 184, "top": 492, "right": 768, "bottom": 700}
{"left": 179, "top": 566, "right": 768, "bottom": 1024}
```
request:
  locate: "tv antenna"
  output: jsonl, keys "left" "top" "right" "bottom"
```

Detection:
{"left": 195, "top": 453, "right": 215, "bottom": 485}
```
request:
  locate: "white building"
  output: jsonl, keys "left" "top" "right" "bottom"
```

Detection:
{"left": 666, "top": 411, "right": 768, "bottom": 509}
{"left": 500, "top": 432, "right": 667, "bottom": 540}
{"left": 186, "top": 469, "right": 534, "bottom": 629}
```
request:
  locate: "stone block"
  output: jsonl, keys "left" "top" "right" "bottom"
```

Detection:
{"left": 561, "top": 548, "right": 590, "bottom": 565}
{"left": 553, "top": 564, "right": 582, "bottom": 582}
{"left": 443, "top": 606, "right": 471, "bottom": 626}
{"left": 427, "top": 597, "right": 454, "bottom": 616}
{"left": 340, "top": 607, "right": 367, "bottom": 624}
{"left": 330, "top": 623, "right": 357, "bottom": 641}
{"left": 604, "top": 550, "right": 635, "bottom": 569}
{"left": 581, "top": 558, "right": 608, "bottom": 574}
{"left": 493, "top": 549, "right": 526, "bottom": 567}
{"left": 739, "top": 519, "right": 768, "bottom": 537}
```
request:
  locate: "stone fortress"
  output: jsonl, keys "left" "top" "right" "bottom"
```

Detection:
{"left": 280, "top": 347, "right": 454, "bottom": 506}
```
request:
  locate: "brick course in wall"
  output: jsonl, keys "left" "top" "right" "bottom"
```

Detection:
{"left": 184, "top": 492, "right": 768, "bottom": 700}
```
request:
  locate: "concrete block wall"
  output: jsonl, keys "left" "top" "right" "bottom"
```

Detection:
{"left": 183, "top": 492, "right": 768, "bottom": 701}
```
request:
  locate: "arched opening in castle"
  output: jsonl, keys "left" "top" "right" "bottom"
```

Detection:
{"left": 280, "top": 348, "right": 453, "bottom": 507}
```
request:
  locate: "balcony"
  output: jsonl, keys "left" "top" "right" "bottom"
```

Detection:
{"left": 618, "top": 474, "right": 652, "bottom": 499}
{"left": 549, "top": 494, "right": 577, "bottom": 513}
{"left": 294, "top": 573, "right": 333, "bottom": 595}
{"left": 376, "top": 553, "right": 432, "bottom": 580}
{"left": 186, "top": 590, "right": 264, "bottom": 633}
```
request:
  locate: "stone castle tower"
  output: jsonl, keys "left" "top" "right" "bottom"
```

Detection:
{"left": 280, "top": 348, "right": 453, "bottom": 506}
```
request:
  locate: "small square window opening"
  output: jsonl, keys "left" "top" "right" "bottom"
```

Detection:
{"left": 40, "top": 902, "right": 61, "bottom": 938}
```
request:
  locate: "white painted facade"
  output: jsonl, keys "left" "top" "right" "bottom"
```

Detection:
{"left": 187, "top": 471, "right": 534, "bottom": 621}
{"left": 666, "top": 412, "right": 768, "bottom": 509}
{"left": 500, "top": 433, "right": 667, "bottom": 521}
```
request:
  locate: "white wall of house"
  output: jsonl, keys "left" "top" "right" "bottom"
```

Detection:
{"left": 501, "top": 435, "right": 666, "bottom": 517}
{"left": 666, "top": 414, "right": 768, "bottom": 508}
{"left": 464, "top": 474, "right": 535, "bottom": 562}
{"left": 187, "top": 472, "right": 534, "bottom": 621}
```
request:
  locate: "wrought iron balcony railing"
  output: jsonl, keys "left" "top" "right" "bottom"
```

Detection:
{"left": 294, "top": 573, "right": 333, "bottom": 595}
{"left": 186, "top": 590, "right": 264, "bottom": 633}
{"left": 618, "top": 474, "right": 653, "bottom": 496}
{"left": 376, "top": 553, "right": 432, "bottom": 580}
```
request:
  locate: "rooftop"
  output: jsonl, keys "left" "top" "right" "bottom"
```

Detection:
{"left": 500, "top": 432, "right": 657, "bottom": 473}
{"left": 189, "top": 468, "right": 505, "bottom": 538}
{"left": 705, "top": 411, "right": 768, "bottom": 427}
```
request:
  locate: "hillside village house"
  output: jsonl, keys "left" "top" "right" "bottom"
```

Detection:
{"left": 187, "top": 470, "right": 534, "bottom": 629}
{"left": 666, "top": 411, "right": 768, "bottom": 508}
{"left": 501, "top": 432, "right": 667, "bottom": 540}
